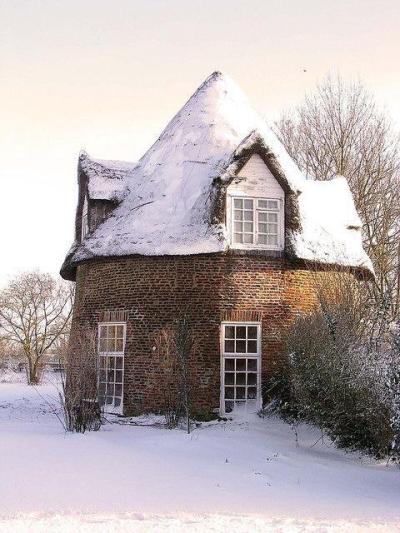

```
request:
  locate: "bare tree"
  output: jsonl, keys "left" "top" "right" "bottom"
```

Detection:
{"left": 154, "top": 325, "right": 182, "bottom": 429}
{"left": 0, "top": 338, "right": 23, "bottom": 372}
{"left": 175, "top": 315, "right": 193, "bottom": 434}
{"left": 59, "top": 328, "right": 101, "bottom": 433}
{"left": 153, "top": 315, "right": 195, "bottom": 432}
{"left": 276, "top": 75, "right": 400, "bottom": 318}
{"left": 0, "top": 271, "right": 73, "bottom": 384}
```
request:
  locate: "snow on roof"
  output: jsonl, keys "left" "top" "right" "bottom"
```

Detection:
{"left": 61, "top": 71, "right": 373, "bottom": 279}
{"left": 293, "top": 177, "right": 373, "bottom": 271}
{"left": 79, "top": 151, "right": 136, "bottom": 202}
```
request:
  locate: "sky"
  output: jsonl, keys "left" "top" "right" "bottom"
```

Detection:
{"left": 0, "top": 0, "right": 399, "bottom": 286}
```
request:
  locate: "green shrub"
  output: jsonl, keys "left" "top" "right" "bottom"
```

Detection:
{"left": 268, "top": 272, "right": 399, "bottom": 460}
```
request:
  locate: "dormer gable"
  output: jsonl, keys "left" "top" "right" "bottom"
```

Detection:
{"left": 226, "top": 154, "right": 285, "bottom": 250}
{"left": 75, "top": 151, "right": 135, "bottom": 243}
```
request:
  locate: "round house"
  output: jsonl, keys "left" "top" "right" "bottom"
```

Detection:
{"left": 61, "top": 72, "right": 372, "bottom": 417}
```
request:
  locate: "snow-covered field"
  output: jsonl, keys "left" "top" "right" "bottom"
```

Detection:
{"left": 0, "top": 373, "right": 399, "bottom": 532}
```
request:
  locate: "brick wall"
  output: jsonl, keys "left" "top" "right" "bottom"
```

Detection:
{"left": 72, "top": 254, "right": 339, "bottom": 415}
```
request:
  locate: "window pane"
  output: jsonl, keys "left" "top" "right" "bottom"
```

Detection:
{"left": 234, "top": 221, "right": 243, "bottom": 232}
{"left": 225, "top": 359, "right": 235, "bottom": 371}
{"left": 234, "top": 198, "right": 243, "bottom": 208}
{"left": 225, "top": 373, "right": 235, "bottom": 385}
{"left": 225, "top": 387, "right": 234, "bottom": 399}
{"left": 267, "top": 223, "right": 278, "bottom": 234}
{"left": 267, "top": 235, "right": 278, "bottom": 246}
{"left": 236, "top": 326, "right": 246, "bottom": 339}
{"left": 258, "top": 223, "right": 267, "bottom": 234}
{"left": 243, "top": 233, "right": 253, "bottom": 244}
{"left": 267, "top": 200, "right": 279, "bottom": 209}
{"left": 258, "top": 211, "right": 267, "bottom": 222}
{"left": 247, "top": 340, "right": 257, "bottom": 353}
{"left": 234, "top": 233, "right": 243, "bottom": 244}
{"left": 243, "top": 222, "right": 253, "bottom": 233}
{"left": 115, "top": 338, "right": 124, "bottom": 352}
{"left": 236, "top": 373, "right": 246, "bottom": 385}
{"left": 248, "top": 373, "right": 257, "bottom": 386}
{"left": 248, "top": 326, "right": 257, "bottom": 339}
{"left": 234, "top": 210, "right": 243, "bottom": 221}
{"left": 247, "top": 387, "right": 257, "bottom": 399}
{"left": 258, "top": 234, "right": 267, "bottom": 245}
{"left": 248, "top": 359, "right": 257, "bottom": 371}
{"left": 244, "top": 199, "right": 253, "bottom": 210}
{"left": 114, "top": 397, "right": 121, "bottom": 407}
{"left": 224, "top": 340, "right": 235, "bottom": 353}
{"left": 106, "top": 338, "right": 115, "bottom": 352}
{"left": 115, "top": 384, "right": 123, "bottom": 396}
{"left": 225, "top": 401, "right": 234, "bottom": 413}
{"left": 243, "top": 210, "right": 253, "bottom": 221}
{"left": 108, "top": 325, "right": 116, "bottom": 340}
{"left": 235, "top": 339, "right": 247, "bottom": 353}
{"left": 99, "top": 326, "right": 107, "bottom": 339}
{"left": 236, "top": 387, "right": 246, "bottom": 399}
{"left": 268, "top": 212, "right": 278, "bottom": 222}
{"left": 236, "top": 359, "right": 246, "bottom": 371}
{"left": 116, "top": 325, "right": 124, "bottom": 339}
{"left": 99, "top": 339, "right": 107, "bottom": 352}
{"left": 258, "top": 199, "right": 268, "bottom": 209}
{"left": 115, "top": 370, "right": 123, "bottom": 383}
{"left": 115, "top": 357, "right": 123, "bottom": 369}
{"left": 225, "top": 326, "right": 235, "bottom": 339}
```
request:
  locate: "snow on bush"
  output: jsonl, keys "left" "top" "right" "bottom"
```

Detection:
{"left": 267, "top": 269, "right": 400, "bottom": 460}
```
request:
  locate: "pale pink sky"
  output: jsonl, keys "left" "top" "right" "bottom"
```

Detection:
{"left": 0, "top": 0, "right": 399, "bottom": 285}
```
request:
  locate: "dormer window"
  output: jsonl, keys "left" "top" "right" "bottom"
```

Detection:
{"left": 91, "top": 202, "right": 108, "bottom": 231}
{"left": 230, "top": 196, "right": 284, "bottom": 250}
{"left": 81, "top": 196, "right": 89, "bottom": 241}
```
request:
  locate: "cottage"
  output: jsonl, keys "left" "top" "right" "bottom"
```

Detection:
{"left": 61, "top": 72, "right": 372, "bottom": 417}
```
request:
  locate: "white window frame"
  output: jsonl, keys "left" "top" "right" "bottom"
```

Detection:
{"left": 220, "top": 322, "right": 262, "bottom": 415}
{"left": 81, "top": 196, "right": 89, "bottom": 241}
{"left": 229, "top": 195, "right": 284, "bottom": 251}
{"left": 97, "top": 322, "right": 126, "bottom": 414}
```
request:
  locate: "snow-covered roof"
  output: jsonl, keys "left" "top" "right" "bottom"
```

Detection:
{"left": 79, "top": 151, "right": 136, "bottom": 202}
{"left": 61, "top": 71, "right": 373, "bottom": 280}
{"left": 293, "top": 177, "right": 371, "bottom": 268}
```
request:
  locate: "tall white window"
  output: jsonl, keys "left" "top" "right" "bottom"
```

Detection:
{"left": 98, "top": 322, "right": 126, "bottom": 414}
{"left": 81, "top": 196, "right": 89, "bottom": 241}
{"left": 221, "top": 323, "right": 261, "bottom": 414}
{"left": 231, "top": 197, "right": 283, "bottom": 250}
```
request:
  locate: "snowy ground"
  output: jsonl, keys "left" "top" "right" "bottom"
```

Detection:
{"left": 0, "top": 372, "right": 399, "bottom": 532}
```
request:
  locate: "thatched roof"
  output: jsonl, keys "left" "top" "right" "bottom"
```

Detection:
{"left": 61, "top": 72, "right": 373, "bottom": 281}
{"left": 79, "top": 152, "right": 136, "bottom": 202}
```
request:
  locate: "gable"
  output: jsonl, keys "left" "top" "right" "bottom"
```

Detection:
{"left": 227, "top": 154, "right": 284, "bottom": 199}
